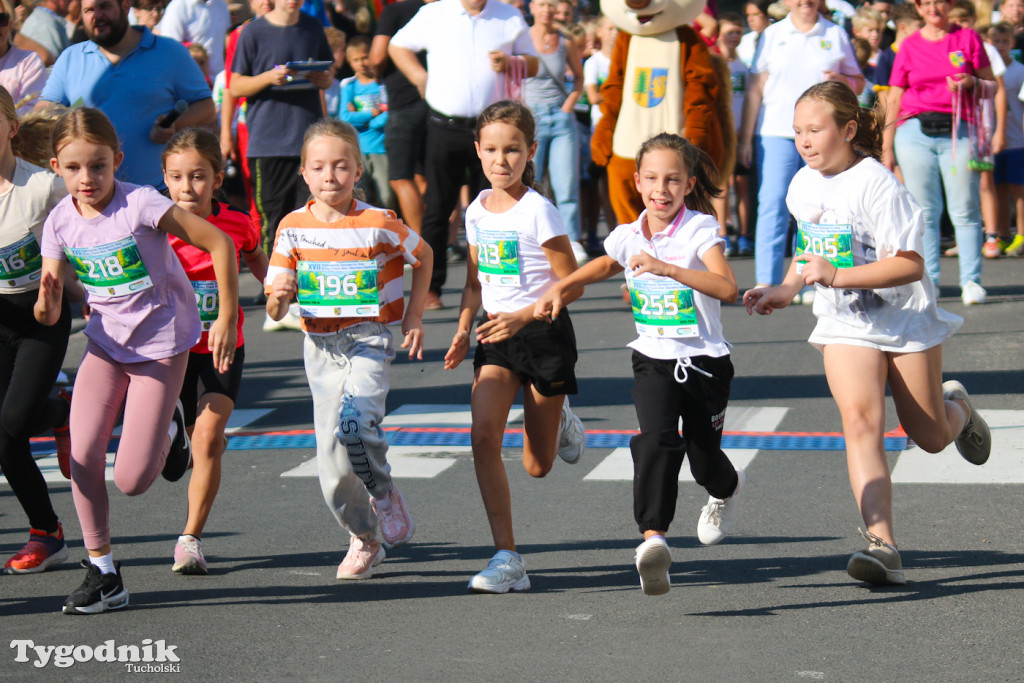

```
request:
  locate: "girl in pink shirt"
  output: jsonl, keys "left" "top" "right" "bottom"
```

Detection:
{"left": 35, "top": 108, "right": 239, "bottom": 615}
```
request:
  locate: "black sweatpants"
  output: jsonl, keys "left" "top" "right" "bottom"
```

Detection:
{"left": 251, "top": 156, "right": 312, "bottom": 255}
{"left": 421, "top": 115, "right": 488, "bottom": 294}
{"left": 630, "top": 351, "right": 738, "bottom": 533}
{"left": 0, "top": 291, "right": 71, "bottom": 533}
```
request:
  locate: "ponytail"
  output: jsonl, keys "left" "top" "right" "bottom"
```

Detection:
{"left": 798, "top": 80, "right": 884, "bottom": 161}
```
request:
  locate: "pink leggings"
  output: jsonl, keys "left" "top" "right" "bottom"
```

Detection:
{"left": 70, "top": 343, "right": 189, "bottom": 550}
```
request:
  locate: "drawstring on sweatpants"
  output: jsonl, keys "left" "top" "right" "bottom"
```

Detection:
{"left": 674, "top": 357, "right": 713, "bottom": 384}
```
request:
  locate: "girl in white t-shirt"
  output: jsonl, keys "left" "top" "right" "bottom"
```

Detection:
{"left": 444, "top": 101, "right": 584, "bottom": 595}
{"left": 535, "top": 133, "right": 745, "bottom": 597}
{"left": 743, "top": 81, "right": 992, "bottom": 586}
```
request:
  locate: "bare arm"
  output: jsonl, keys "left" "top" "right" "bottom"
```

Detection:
{"left": 230, "top": 67, "right": 295, "bottom": 98}
{"left": 150, "top": 98, "right": 217, "bottom": 144}
{"left": 443, "top": 245, "right": 484, "bottom": 370}
{"left": 388, "top": 45, "right": 428, "bottom": 97}
{"left": 561, "top": 40, "right": 584, "bottom": 113}
{"left": 159, "top": 206, "right": 239, "bottom": 371}
{"left": 370, "top": 34, "right": 391, "bottom": 79}
{"left": 882, "top": 85, "right": 905, "bottom": 170}
{"left": 33, "top": 257, "right": 66, "bottom": 325}
{"left": 13, "top": 33, "right": 56, "bottom": 66}
{"left": 534, "top": 254, "right": 625, "bottom": 321}
{"left": 738, "top": 70, "right": 767, "bottom": 167}
{"left": 401, "top": 243, "right": 434, "bottom": 360}
{"left": 241, "top": 246, "right": 270, "bottom": 285}
{"left": 628, "top": 243, "right": 738, "bottom": 303}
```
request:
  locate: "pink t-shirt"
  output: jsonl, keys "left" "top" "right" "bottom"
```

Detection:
{"left": 41, "top": 181, "right": 201, "bottom": 363}
{"left": 891, "top": 24, "right": 990, "bottom": 119}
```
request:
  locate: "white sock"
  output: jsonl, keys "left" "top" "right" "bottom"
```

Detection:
{"left": 168, "top": 421, "right": 179, "bottom": 442}
{"left": 89, "top": 553, "right": 115, "bottom": 575}
{"left": 373, "top": 494, "right": 392, "bottom": 510}
{"left": 646, "top": 534, "right": 666, "bottom": 543}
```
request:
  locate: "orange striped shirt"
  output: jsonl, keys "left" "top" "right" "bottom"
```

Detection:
{"left": 265, "top": 200, "right": 423, "bottom": 334}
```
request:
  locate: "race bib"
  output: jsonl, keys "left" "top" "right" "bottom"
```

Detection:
{"left": 191, "top": 280, "right": 219, "bottom": 331}
{"left": 476, "top": 229, "right": 522, "bottom": 288}
{"left": 296, "top": 260, "right": 379, "bottom": 318}
{"left": 0, "top": 233, "right": 43, "bottom": 288}
{"left": 64, "top": 237, "right": 153, "bottom": 298}
{"left": 627, "top": 276, "right": 698, "bottom": 338}
{"left": 795, "top": 221, "right": 854, "bottom": 270}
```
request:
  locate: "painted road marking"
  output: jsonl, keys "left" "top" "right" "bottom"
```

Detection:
{"left": 585, "top": 407, "right": 788, "bottom": 481}
{"left": 891, "top": 410, "right": 1024, "bottom": 484}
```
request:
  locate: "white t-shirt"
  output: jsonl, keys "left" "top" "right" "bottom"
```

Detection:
{"left": 465, "top": 188, "right": 566, "bottom": 314}
{"left": 728, "top": 57, "right": 749, "bottom": 134}
{"left": 0, "top": 158, "right": 68, "bottom": 293}
{"left": 786, "top": 158, "right": 962, "bottom": 352}
{"left": 603, "top": 208, "right": 730, "bottom": 360}
{"left": 158, "top": 0, "right": 231, "bottom": 76}
{"left": 752, "top": 15, "right": 861, "bottom": 139}
{"left": 737, "top": 30, "right": 760, "bottom": 69}
{"left": 1006, "top": 60, "right": 1024, "bottom": 150}
{"left": 583, "top": 50, "right": 610, "bottom": 130}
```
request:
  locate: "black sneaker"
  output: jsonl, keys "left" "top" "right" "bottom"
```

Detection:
{"left": 162, "top": 399, "right": 192, "bottom": 482}
{"left": 62, "top": 560, "right": 129, "bottom": 614}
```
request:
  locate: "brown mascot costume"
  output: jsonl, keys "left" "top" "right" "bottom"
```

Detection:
{"left": 593, "top": 0, "right": 734, "bottom": 225}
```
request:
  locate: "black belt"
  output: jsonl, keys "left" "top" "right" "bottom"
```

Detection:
{"left": 428, "top": 108, "right": 477, "bottom": 129}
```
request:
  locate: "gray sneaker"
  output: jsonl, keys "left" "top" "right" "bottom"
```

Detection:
{"left": 942, "top": 380, "right": 991, "bottom": 465}
{"left": 847, "top": 528, "right": 906, "bottom": 585}
{"left": 468, "top": 550, "right": 530, "bottom": 593}
{"left": 635, "top": 537, "right": 671, "bottom": 595}
{"left": 557, "top": 398, "right": 585, "bottom": 464}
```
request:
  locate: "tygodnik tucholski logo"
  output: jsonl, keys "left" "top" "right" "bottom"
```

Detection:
{"left": 11, "top": 639, "right": 181, "bottom": 671}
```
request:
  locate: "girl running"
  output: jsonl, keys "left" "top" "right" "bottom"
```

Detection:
{"left": 444, "top": 100, "right": 585, "bottom": 594}
{"left": 36, "top": 108, "right": 239, "bottom": 614}
{"left": 535, "top": 133, "right": 745, "bottom": 596}
{"left": 743, "top": 81, "right": 991, "bottom": 585}
{"left": 0, "top": 87, "right": 72, "bottom": 575}
{"left": 163, "top": 128, "right": 269, "bottom": 575}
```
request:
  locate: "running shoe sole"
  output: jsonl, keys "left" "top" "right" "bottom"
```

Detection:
{"left": 636, "top": 542, "right": 672, "bottom": 596}
{"left": 847, "top": 551, "right": 907, "bottom": 586}
{"left": 63, "top": 587, "right": 130, "bottom": 615}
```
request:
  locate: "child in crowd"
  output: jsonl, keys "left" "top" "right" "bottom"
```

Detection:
{"left": 0, "top": 87, "right": 72, "bottom": 575}
{"left": 443, "top": 101, "right": 585, "bottom": 594}
{"left": 852, "top": 38, "right": 878, "bottom": 108}
{"left": 714, "top": 12, "right": 753, "bottom": 257}
{"left": 988, "top": 22, "right": 1024, "bottom": 255}
{"left": 536, "top": 133, "right": 745, "bottom": 596}
{"left": 37, "top": 108, "right": 239, "bottom": 613}
{"left": 869, "top": 0, "right": 921, "bottom": 111}
{"left": 851, "top": 6, "right": 885, "bottom": 77}
{"left": 744, "top": 82, "right": 991, "bottom": 585}
{"left": 948, "top": 0, "right": 1006, "bottom": 258}
{"left": 265, "top": 119, "right": 432, "bottom": 579}
{"left": 323, "top": 27, "right": 348, "bottom": 127}
{"left": 164, "top": 128, "right": 270, "bottom": 575}
{"left": 738, "top": 0, "right": 773, "bottom": 68}
{"left": 339, "top": 34, "right": 391, "bottom": 210}
{"left": 582, "top": 13, "right": 617, "bottom": 253}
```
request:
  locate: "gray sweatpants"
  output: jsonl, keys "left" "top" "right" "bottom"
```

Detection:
{"left": 304, "top": 322, "right": 395, "bottom": 539}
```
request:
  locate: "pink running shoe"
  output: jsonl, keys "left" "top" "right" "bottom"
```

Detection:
{"left": 172, "top": 535, "right": 208, "bottom": 575}
{"left": 371, "top": 488, "right": 415, "bottom": 549}
{"left": 336, "top": 536, "right": 385, "bottom": 579}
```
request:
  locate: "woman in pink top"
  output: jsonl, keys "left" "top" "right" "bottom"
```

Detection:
{"left": 0, "top": 0, "right": 46, "bottom": 114}
{"left": 882, "top": 0, "right": 996, "bottom": 306}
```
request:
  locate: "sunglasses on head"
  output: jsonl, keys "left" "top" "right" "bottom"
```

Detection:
{"left": 0, "top": 13, "right": 10, "bottom": 27}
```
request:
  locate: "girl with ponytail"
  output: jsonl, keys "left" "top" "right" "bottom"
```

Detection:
{"left": 744, "top": 81, "right": 989, "bottom": 586}
{"left": 444, "top": 100, "right": 584, "bottom": 594}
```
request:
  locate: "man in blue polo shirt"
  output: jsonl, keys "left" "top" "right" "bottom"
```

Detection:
{"left": 38, "top": 0, "right": 215, "bottom": 189}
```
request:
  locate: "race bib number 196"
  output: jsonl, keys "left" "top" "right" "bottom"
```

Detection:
{"left": 296, "top": 260, "right": 379, "bottom": 318}
{"left": 627, "top": 277, "right": 699, "bottom": 338}
{"left": 64, "top": 237, "right": 153, "bottom": 298}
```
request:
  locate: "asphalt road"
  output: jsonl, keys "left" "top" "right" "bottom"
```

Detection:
{"left": 2, "top": 252, "right": 1023, "bottom": 681}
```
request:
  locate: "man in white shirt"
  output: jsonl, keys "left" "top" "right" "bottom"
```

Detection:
{"left": 389, "top": 0, "right": 537, "bottom": 309}
{"left": 158, "top": 0, "right": 231, "bottom": 76}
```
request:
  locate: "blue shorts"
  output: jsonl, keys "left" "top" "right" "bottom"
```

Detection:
{"left": 994, "top": 148, "right": 1024, "bottom": 185}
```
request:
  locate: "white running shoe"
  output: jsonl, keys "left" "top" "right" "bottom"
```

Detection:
{"left": 263, "top": 303, "right": 304, "bottom": 331}
{"left": 942, "top": 380, "right": 991, "bottom": 465}
{"left": 570, "top": 240, "right": 590, "bottom": 265}
{"left": 635, "top": 537, "right": 672, "bottom": 595}
{"left": 961, "top": 281, "right": 987, "bottom": 305}
{"left": 697, "top": 469, "right": 746, "bottom": 545}
{"left": 467, "top": 550, "right": 530, "bottom": 593}
{"left": 557, "top": 398, "right": 585, "bottom": 464}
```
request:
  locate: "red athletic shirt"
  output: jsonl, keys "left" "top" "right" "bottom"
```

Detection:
{"left": 169, "top": 201, "right": 260, "bottom": 354}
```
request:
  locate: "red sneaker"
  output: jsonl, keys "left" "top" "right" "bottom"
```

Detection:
{"left": 54, "top": 388, "right": 72, "bottom": 479}
{"left": 4, "top": 524, "right": 69, "bottom": 574}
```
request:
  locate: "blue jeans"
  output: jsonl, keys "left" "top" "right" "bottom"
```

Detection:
{"left": 893, "top": 118, "right": 982, "bottom": 287}
{"left": 529, "top": 102, "right": 581, "bottom": 241}
{"left": 754, "top": 136, "right": 804, "bottom": 285}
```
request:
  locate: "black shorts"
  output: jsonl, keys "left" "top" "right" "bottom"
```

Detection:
{"left": 385, "top": 99, "right": 428, "bottom": 181}
{"left": 180, "top": 346, "right": 246, "bottom": 425}
{"left": 473, "top": 310, "right": 578, "bottom": 397}
{"left": 733, "top": 161, "right": 751, "bottom": 176}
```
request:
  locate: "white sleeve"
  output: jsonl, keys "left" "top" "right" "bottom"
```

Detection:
{"left": 602, "top": 225, "right": 631, "bottom": 269}
{"left": 156, "top": 0, "right": 189, "bottom": 42}
{"left": 511, "top": 20, "right": 537, "bottom": 57}
{"left": 533, "top": 194, "right": 567, "bottom": 245}
{"left": 836, "top": 32, "right": 862, "bottom": 77}
{"left": 390, "top": 7, "right": 430, "bottom": 52}
{"left": 583, "top": 54, "right": 599, "bottom": 86}
{"left": 867, "top": 174, "right": 925, "bottom": 258}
